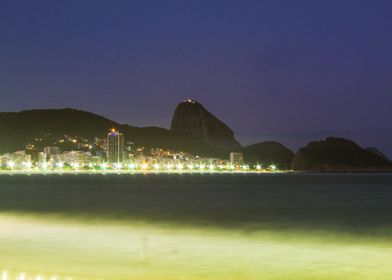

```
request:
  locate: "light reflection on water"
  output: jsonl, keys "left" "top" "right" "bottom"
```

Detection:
{"left": 1, "top": 271, "right": 68, "bottom": 280}
{"left": 1, "top": 174, "right": 392, "bottom": 279}
{"left": 1, "top": 213, "right": 392, "bottom": 280}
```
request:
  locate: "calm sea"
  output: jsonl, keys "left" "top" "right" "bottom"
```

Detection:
{"left": 0, "top": 173, "right": 391, "bottom": 279}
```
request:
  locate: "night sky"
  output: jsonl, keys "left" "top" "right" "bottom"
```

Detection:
{"left": 1, "top": 1, "right": 391, "bottom": 156}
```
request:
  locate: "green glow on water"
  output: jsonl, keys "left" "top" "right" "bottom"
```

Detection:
{"left": 1, "top": 213, "right": 392, "bottom": 280}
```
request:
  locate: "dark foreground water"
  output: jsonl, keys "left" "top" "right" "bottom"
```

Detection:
{"left": 0, "top": 173, "right": 392, "bottom": 279}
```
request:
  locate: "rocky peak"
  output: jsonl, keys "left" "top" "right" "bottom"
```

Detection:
{"left": 170, "top": 99, "right": 241, "bottom": 151}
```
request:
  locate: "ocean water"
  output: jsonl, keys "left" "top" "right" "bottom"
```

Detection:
{"left": 0, "top": 173, "right": 391, "bottom": 279}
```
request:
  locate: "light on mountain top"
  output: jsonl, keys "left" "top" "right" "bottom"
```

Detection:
{"left": 185, "top": 99, "right": 196, "bottom": 104}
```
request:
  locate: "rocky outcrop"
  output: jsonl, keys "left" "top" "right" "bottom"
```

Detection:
{"left": 242, "top": 141, "right": 294, "bottom": 169}
{"left": 292, "top": 137, "right": 392, "bottom": 171}
{"left": 170, "top": 99, "right": 241, "bottom": 151}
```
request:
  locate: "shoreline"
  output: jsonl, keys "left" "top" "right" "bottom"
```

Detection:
{"left": 0, "top": 170, "right": 286, "bottom": 175}
{"left": 0, "top": 170, "right": 391, "bottom": 175}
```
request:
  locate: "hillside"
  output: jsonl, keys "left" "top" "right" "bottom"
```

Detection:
{"left": 292, "top": 137, "right": 392, "bottom": 171}
{"left": 242, "top": 141, "right": 295, "bottom": 169}
{"left": 0, "top": 108, "right": 227, "bottom": 157}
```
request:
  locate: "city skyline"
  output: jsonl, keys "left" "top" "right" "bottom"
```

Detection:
{"left": 1, "top": 108, "right": 390, "bottom": 173}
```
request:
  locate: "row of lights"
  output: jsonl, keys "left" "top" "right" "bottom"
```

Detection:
{"left": 3, "top": 161, "right": 276, "bottom": 171}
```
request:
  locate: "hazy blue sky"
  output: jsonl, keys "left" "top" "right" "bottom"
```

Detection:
{"left": 1, "top": 1, "right": 391, "bottom": 155}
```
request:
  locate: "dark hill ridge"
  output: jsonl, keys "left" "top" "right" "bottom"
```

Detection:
{"left": 170, "top": 99, "right": 241, "bottom": 152}
{"left": 366, "top": 147, "right": 391, "bottom": 162}
{"left": 0, "top": 108, "right": 227, "bottom": 157}
{"left": 292, "top": 137, "right": 392, "bottom": 171}
{"left": 242, "top": 141, "right": 295, "bottom": 169}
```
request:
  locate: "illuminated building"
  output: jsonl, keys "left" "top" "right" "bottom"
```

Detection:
{"left": 43, "top": 146, "right": 61, "bottom": 157}
{"left": 230, "top": 152, "right": 244, "bottom": 166}
{"left": 107, "top": 129, "right": 124, "bottom": 163}
{"left": 38, "top": 152, "right": 47, "bottom": 165}
{"left": 62, "top": 151, "right": 85, "bottom": 165}
{"left": 0, "top": 151, "right": 31, "bottom": 169}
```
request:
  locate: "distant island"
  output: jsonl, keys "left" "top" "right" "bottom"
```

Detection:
{"left": 0, "top": 99, "right": 391, "bottom": 172}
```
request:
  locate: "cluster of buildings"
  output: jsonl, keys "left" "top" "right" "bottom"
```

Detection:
{"left": 0, "top": 129, "right": 278, "bottom": 172}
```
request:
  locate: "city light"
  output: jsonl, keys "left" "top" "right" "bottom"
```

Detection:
{"left": 70, "top": 162, "right": 79, "bottom": 170}
{"left": 177, "top": 163, "right": 184, "bottom": 170}
{"left": 114, "top": 163, "right": 122, "bottom": 169}
{"left": 6, "top": 161, "right": 15, "bottom": 169}
{"left": 22, "top": 161, "right": 32, "bottom": 169}
{"left": 0, "top": 160, "right": 280, "bottom": 173}
{"left": 40, "top": 162, "right": 48, "bottom": 170}
{"left": 166, "top": 163, "right": 174, "bottom": 170}
{"left": 153, "top": 163, "right": 160, "bottom": 170}
{"left": 0, "top": 129, "right": 283, "bottom": 174}
{"left": 141, "top": 163, "right": 148, "bottom": 170}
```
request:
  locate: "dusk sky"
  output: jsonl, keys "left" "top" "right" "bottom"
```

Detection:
{"left": 1, "top": 1, "right": 391, "bottom": 156}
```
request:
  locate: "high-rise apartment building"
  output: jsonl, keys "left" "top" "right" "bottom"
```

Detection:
{"left": 107, "top": 129, "right": 124, "bottom": 163}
